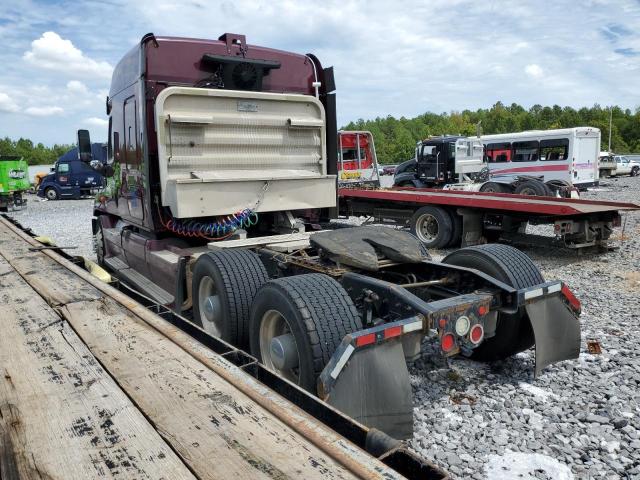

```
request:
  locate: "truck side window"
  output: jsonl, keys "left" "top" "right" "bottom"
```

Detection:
{"left": 57, "top": 163, "right": 70, "bottom": 174}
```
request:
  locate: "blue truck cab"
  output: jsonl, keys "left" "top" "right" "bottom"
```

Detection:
{"left": 37, "top": 143, "right": 107, "bottom": 200}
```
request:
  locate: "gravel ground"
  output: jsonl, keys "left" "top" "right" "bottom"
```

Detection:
{"left": 408, "top": 175, "right": 640, "bottom": 479}
{"left": 7, "top": 177, "right": 640, "bottom": 479}
{"left": 8, "top": 193, "right": 96, "bottom": 260}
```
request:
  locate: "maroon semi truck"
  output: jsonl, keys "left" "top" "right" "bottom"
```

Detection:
{"left": 84, "top": 33, "right": 581, "bottom": 439}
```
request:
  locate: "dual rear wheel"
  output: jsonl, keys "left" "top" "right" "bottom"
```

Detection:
{"left": 191, "top": 251, "right": 361, "bottom": 392}
{"left": 191, "top": 243, "right": 542, "bottom": 389}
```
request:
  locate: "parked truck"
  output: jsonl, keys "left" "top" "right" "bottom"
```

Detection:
{"left": 0, "top": 155, "right": 29, "bottom": 211}
{"left": 37, "top": 141, "right": 107, "bottom": 200}
{"left": 612, "top": 155, "right": 640, "bottom": 177}
{"left": 86, "top": 33, "right": 581, "bottom": 439}
{"left": 337, "top": 130, "right": 380, "bottom": 186}
{"left": 395, "top": 128, "right": 601, "bottom": 197}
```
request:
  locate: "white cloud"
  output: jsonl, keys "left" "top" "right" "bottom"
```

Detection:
{"left": 67, "top": 80, "right": 88, "bottom": 94}
{"left": 525, "top": 64, "right": 544, "bottom": 78}
{"left": 0, "top": 0, "right": 639, "bottom": 145}
{"left": 23, "top": 32, "right": 113, "bottom": 79}
{"left": 25, "top": 106, "right": 64, "bottom": 116}
{"left": 84, "top": 116, "right": 108, "bottom": 127}
{"left": 0, "top": 92, "right": 20, "bottom": 113}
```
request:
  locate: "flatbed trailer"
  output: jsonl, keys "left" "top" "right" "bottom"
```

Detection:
{"left": 338, "top": 186, "right": 640, "bottom": 249}
{"left": 0, "top": 215, "right": 447, "bottom": 480}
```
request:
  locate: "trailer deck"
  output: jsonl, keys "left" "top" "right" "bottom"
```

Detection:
{"left": 339, "top": 187, "right": 640, "bottom": 217}
{"left": 0, "top": 215, "right": 444, "bottom": 479}
{"left": 339, "top": 187, "right": 640, "bottom": 249}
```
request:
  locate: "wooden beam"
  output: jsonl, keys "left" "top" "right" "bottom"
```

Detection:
{"left": 0, "top": 256, "right": 195, "bottom": 479}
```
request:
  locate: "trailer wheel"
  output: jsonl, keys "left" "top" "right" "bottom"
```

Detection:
{"left": 410, "top": 206, "right": 453, "bottom": 249}
{"left": 192, "top": 250, "right": 268, "bottom": 347}
{"left": 446, "top": 210, "right": 463, "bottom": 247}
{"left": 249, "top": 274, "right": 362, "bottom": 392}
{"left": 514, "top": 180, "right": 552, "bottom": 197}
{"left": 44, "top": 187, "right": 58, "bottom": 201}
{"left": 479, "top": 182, "right": 509, "bottom": 194}
{"left": 442, "top": 244, "right": 544, "bottom": 360}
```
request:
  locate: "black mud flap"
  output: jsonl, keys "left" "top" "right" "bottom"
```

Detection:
{"left": 320, "top": 339, "right": 414, "bottom": 440}
{"left": 526, "top": 295, "right": 581, "bottom": 377}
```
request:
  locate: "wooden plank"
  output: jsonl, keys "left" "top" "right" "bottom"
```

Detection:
{"left": 0, "top": 256, "right": 195, "bottom": 480}
{"left": 0, "top": 232, "right": 102, "bottom": 306}
{"left": 0, "top": 217, "right": 407, "bottom": 480}
{"left": 59, "top": 297, "right": 357, "bottom": 480}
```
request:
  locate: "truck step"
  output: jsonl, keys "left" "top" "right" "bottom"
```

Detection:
{"left": 105, "top": 257, "right": 174, "bottom": 306}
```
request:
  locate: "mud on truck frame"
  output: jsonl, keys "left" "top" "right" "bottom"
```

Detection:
{"left": 87, "top": 33, "right": 582, "bottom": 440}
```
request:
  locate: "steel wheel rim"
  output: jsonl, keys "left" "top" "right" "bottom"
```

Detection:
{"left": 520, "top": 187, "right": 537, "bottom": 196}
{"left": 46, "top": 189, "right": 56, "bottom": 200}
{"left": 259, "top": 309, "right": 300, "bottom": 383}
{"left": 198, "top": 276, "right": 223, "bottom": 337}
{"left": 415, "top": 213, "right": 438, "bottom": 242}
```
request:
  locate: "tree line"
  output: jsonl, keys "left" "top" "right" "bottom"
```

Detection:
{"left": 2, "top": 102, "right": 638, "bottom": 166}
{"left": 0, "top": 137, "right": 74, "bottom": 165}
{"left": 342, "top": 103, "right": 640, "bottom": 164}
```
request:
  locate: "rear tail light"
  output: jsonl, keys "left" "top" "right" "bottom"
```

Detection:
{"left": 469, "top": 324, "right": 484, "bottom": 345}
{"left": 561, "top": 284, "right": 581, "bottom": 314}
{"left": 454, "top": 316, "right": 470, "bottom": 336}
{"left": 356, "top": 333, "right": 376, "bottom": 347}
{"left": 441, "top": 333, "right": 456, "bottom": 353}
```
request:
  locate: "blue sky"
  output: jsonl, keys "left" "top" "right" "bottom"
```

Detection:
{"left": 0, "top": 0, "right": 639, "bottom": 146}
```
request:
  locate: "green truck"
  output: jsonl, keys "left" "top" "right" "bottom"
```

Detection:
{"left": 0, "top": 155, "right": 29, "bottom": 211}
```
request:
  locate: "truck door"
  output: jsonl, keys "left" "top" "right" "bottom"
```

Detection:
{"left": 55, "top": 161, "right": 75, "bottom": 197}
{"left": 417, "top": 144, "right": 444, "bottom": 183}
{"left": 123, "top": 97, "right": 144, "bottom": 220}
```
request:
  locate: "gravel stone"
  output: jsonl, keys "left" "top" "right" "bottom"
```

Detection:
{"left": 406, "top": 176, "right": 640, "bottom": 478}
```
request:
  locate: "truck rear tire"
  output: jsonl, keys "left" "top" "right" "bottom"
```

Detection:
{"left": 514, "top": 180, "right": 552, "bottom": 197}
{"left": 442, "top": 244, "right": 544, "bottom": 360}
{"left": 45, "top": 187, "right": 58, "bottom": 201}
{"left": 479, "top": 182, "right": 509, "bottom": 194}
{"left": 409, "top": 206, "right": 453, "bottom": 249}
{"left": 632, "top": 166, "right": 639, "bottom": 177}
{"left": 249, "top": 274, "right": 362, "bottom": 393}
{"left": 192, "top": 250, "right": 268, "bottom": 347}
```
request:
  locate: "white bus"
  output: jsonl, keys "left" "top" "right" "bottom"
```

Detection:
{"left": 468, "top": 127, "right": 600, "bottom": 190}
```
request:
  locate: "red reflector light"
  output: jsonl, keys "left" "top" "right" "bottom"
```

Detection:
{"left": 478, "top": 305, "right": 488, "bottom": 316}
{"left": 561, "top": 284, "right": 581, "bottom": 314}
{"left": 438, "top": 318, "right": 447, "bottom": 329}
{"left": 356, "top": 333, "right": 376, "bottom": 347}
{"left": 441, "top": 333, "right": 456, "bottom": 353}
{"left": 469, "top": 324, "right": 484, "bottom": 345}
{"left": 384, "top": 325, "right": 402, "bottom": 339}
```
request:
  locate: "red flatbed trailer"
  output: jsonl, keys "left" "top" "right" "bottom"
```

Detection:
{"left": 338, "top": 187, "right": 640, "bottom": 249}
